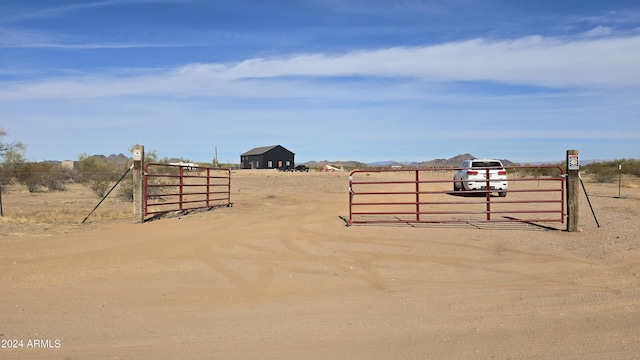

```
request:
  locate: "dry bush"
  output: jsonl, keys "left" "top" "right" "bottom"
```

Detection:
{"left": 14, "top": 163, "right": 48, "bottom": 192}
{"left": 86, "top": 175, "right": 113, "bottom": 198}
{"left": 584, "top": 159, "right": 640, "bottom": 183}
{"left": 75, "top": 155, "right": 128, "bottom": 198}
{"left": 116, "top": 176, "right": 134, "bottom": 202}
{"left": 114, "top": 175, "right": 175, "bottom": 203}
{"left": 10, "top": 162, "right": 69, "bottom": 193}
{"left": 42, "top": 168, "right": 68, "bottom": 191}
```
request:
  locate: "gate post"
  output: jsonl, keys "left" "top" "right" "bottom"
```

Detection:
{"left": 132, "top": 145, "right": 145, "bottom": 223}
{"left": 566, "top": 149, "right": 579, "bottom": 232}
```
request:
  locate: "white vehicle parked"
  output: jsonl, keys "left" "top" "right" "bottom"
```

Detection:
{"left": 453, "top": 159, "right": 508, "bottom": 197}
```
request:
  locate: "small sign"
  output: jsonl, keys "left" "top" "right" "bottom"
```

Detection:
{"left": 568, "top": 154, "right": 579, "bottom": 170}
{"left": 133, "top": 150, "right": 142, "bottom": 161}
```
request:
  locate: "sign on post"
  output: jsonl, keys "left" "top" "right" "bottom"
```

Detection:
{"left": 568, "top": 154, "right": 579, "bottom": 171}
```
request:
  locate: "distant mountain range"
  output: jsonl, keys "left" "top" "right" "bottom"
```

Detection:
{"left": 305, "top": 154, "right": 523, "bottom": 168}
{"left": 49, "top": 153, "right": 610, "bottom": 168}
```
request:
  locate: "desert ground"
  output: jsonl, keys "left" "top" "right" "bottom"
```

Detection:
{"left": 1, "top": 169, "right": 640, "bottom": 359}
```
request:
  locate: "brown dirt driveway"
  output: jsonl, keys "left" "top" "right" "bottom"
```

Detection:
{"left": 1, "top": 170, "right": 639, "bottom": 359}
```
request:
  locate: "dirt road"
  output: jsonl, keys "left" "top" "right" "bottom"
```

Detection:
{"left": 2, "top": 170, "right": 639, "bottom": 359}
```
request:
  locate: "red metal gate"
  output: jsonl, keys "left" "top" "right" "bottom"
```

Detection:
{"left": 144, "top": 163, "right": 231, "bottom": 217}
{"left": 348, "top": 166, "right": 565, "bottom": 226}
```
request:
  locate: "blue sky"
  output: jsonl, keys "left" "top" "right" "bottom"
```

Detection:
{"left": 1, "top": 0, "right": 639, "bottom": 164}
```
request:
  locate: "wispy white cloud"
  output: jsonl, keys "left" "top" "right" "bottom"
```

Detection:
{"left": 314, "top": 0, "right": 448, "bottom": 17}
{"left": 2, "top": 33, "right": 639, "bottom": 103}
{"left": 0, "top": 27, "right": 50, "bottom": 48}
{"left": 203, "top": 35, "right": 640, "bottom": 88}
{"left": 0, "top": 0, "right": 187, "bottom": 23}
{"left": 0, "top": 24, "right": 204, "bottom": 49}
{"left": 585, "top": 25, "right": 614, "bottom": 37}
{"left": 569, "top": 10, "right": 640, "bottom": 26}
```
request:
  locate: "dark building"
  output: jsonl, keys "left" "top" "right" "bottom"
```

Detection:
{"left": 240, "top": 145, "right": 295, "bottom": 169}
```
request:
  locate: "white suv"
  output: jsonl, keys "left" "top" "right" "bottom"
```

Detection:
{"left": 453, "top": 159, "right": 508, "bottom": 197}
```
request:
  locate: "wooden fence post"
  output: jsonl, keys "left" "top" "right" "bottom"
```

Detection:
{"left": 566, "top": 149, "right": 579, "bottom": 232}
{"left": 0, "top": 182, "right": 3, "bottom": 217}
{"left": 132, "top": 145, "right": 144, "bottom": 223}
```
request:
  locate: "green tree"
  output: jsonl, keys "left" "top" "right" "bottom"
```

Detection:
{"left": 0, "top": 128, "right": 27, "bottom": 172}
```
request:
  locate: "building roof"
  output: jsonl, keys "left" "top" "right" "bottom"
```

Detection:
{"left": 241, "top": 145, "right": 294, "bottom": 156}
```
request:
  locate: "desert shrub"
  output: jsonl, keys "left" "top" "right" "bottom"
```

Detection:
{"left": 115, "top": 174, "right": 175, "bottom": 202}
{"left": 581, "top": 159, "right": 640, "bottom": 184}
{"left": 42, "top": 166, "right": 68, "bottom": 191}
{"left": 584, "top": 161, "right": 623, "bottom": 183}
{"left": 9, "top": 162, "right": 69, "bottom": 192}
{"left": 115, "top": 174, "right": 177, "bottom": 202}
{"left": 14, "top": 164, "right": 38, "bottom": 192}
{"left": 14, "top": 163, "right": 51, "bottom": 192}
{"left": 115, "top": 176, "right": 134, "bottom": 202}
{"left": 590, "top": 170, "right": 616, "bottom": 183}
{"left": 524, "top": 166, "right": 562, "bottom": 178}
{"left": 146, "top": 177, "right": 177, "bottom": 199}
{"left": 85, "top": 174, "right": 113, "bottom": 198}
{"left": 2, "top": 162, "right": 70, "bottom": 192}
{"left": 75, "top": 155, "right": 125, "bottom": 198}
{"left": 0, "top": 170, "right": 14, "bottom": 187}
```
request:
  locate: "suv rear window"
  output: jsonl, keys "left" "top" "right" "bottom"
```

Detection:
{"left": 471, "top": 161, "right": 502, "bottom": 168}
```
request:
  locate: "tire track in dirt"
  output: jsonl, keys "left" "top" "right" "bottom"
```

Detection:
{"left": 280, "top": 237, "right": 389, "bottom": 291}
{"left": 191, "top": 194, "right": 349, "bottom": 299}
{"left": 280, "top": 193, "right": 395, "bottom": 291}
{"left": 194, "top": 243, "right": 275, "bottom": 302}
{"left": 193, "top": 171, "right": 626, "bottom": 301}
{"left": 275, "top": 227, "right": 623, "bottom": 297}
{"left": 245, "top": 193, "right": 394, "bottom": 291}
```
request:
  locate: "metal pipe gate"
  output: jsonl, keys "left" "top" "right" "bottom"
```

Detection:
{"left": 144, "top": 163, "right": 231, "bottom": 217}
{"left": 348, "top": 166, "right": 565, "bottom": 226}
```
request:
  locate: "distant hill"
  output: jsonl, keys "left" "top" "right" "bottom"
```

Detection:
{"left": 79, "top": 153, "right": 130, "bottom": 165}
{"left": 304, "top": 160, "right": 368, "bottom": 169}
{"left": 43, "top": 153, "right": 538, "bottom": 168}
{"left": 303, "top": 154, "right": 517, "bottom": 169}
{"left": 415, "top": 153, "right": 476, "bottom": 168}
{"left": 416, "top": 154, "right": 517, "bottom": 168}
